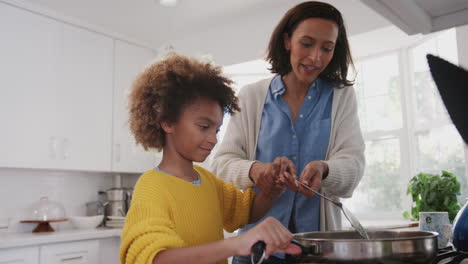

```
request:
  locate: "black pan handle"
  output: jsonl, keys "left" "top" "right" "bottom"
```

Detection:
{"left": 251, "top": 240, "right": 266, "bottom": 257}
{"left": 251, "top": 239, "right": 308, "bottom": 259}
{"left": 290, "top": 239, "right": 309, "bottom": 255}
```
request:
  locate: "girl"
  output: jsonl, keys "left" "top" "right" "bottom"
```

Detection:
{"left": 120, "top": 53, "right": 300, "bottom": 264}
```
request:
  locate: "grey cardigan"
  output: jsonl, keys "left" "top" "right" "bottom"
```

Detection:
{"left": 210, "top": 77, "right": 365, "bottom": 231}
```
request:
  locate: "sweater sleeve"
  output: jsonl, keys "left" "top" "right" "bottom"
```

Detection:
{"left": 322, "top": 87, "right": 366, "bottom": 198}
{"left": 210, "top": 85, "right": 258, "bottom": 190}
{"left": 120, "top": 183, "right": 185, "bottom": 264}
{"left": 213, "top": 176, "right": 255, "bottom": 233}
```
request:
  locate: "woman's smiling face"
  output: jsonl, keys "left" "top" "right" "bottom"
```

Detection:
{"left": 284, "top": 18, "right": 339, "bottom": 85}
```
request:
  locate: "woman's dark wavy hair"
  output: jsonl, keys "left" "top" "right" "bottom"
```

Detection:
{"left": 266, "top": 1, "right": 354, "bottom": 88}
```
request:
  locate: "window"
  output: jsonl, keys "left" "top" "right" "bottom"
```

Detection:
{"left": 219, "top": 59, "right": 272, "bottom": 140}
{"left": 220, "top": 28, "right": 468, "bottom": 225}
{"left": 223, "top": 59, "right": 273, "bottom": 91}
{"left": 355, "top": 53, "right": 402, "bottom": 132}
{"left": 409, "top": 30, "right": 467, "bottom": 203}
{"left": 203, "top": 59, "right": 272, "bottom": 166}
{"left": 344, "top": 29, "right": 467, "bottom": 222}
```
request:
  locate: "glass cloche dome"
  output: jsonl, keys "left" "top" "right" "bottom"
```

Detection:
{"left": 30, "top": 196, "right": 66, "bottom": 221}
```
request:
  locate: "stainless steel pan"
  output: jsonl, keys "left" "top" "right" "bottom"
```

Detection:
{"left": 252, "top": 230, "right": 438, "bottom": 264}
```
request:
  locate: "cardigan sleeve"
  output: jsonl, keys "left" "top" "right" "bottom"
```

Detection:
{"left": 321, "top": 87, "right": 366, "bottom": 198}
{"left": 210, "top": 85, "right": 258, "bottom": 190}
{"left": 213, "top": 176, "right": 255, "bottom": 233}
{"left": 120, "top": 180, "right": 185, "bottom": 264}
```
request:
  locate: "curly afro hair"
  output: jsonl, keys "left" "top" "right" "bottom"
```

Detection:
{"left": 128, "top": 53, "right": 240, "bottom": 151}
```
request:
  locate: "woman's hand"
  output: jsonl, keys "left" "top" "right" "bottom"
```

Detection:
{"left": 250, "top": 157, "right": 297, "bottom": 199}
{"left": 278, "top": 161, "right": 328, "bottom": 197}
{"left": 233, "top": 217, "right": 301, "bottom": 258}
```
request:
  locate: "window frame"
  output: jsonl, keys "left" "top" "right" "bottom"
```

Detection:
{"left": 348, "top": 29, "right": 468, "bottom": 221}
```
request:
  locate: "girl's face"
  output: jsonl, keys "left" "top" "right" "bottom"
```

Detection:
{"left": 164, "top": 97, "right": 223, "bottom": 163}
{"left": 284, "top": 18, "right": 338, "bottom": 85}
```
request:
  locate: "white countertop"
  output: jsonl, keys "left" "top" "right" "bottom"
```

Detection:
{"left": 0, "top": 227, "right": 122, "bottom": 249}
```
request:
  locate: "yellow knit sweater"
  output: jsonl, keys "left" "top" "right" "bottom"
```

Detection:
{"left": 120, "top": 165, "right": 255, "bottom": 264}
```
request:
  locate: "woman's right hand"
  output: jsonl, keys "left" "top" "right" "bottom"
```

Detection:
{"left": 232, "top": 217, "right": 301, "bottom": 258}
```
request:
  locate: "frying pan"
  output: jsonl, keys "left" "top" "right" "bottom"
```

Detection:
{"left": 252, "top": 230, "right": 438, "bottom": 264}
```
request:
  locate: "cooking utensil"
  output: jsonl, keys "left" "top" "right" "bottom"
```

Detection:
{"left": 296, "top": 181, "right": 370, "bottom": 240}
{"left": 251, "top": 230, "right": 438, "bottom": 264}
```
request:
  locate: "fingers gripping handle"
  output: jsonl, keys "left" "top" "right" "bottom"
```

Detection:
{"left": 251, "top": 241, "right": 266, "bottom": 264}
{"left": 251, "top": 241, "right": 266, "bottom": 255}
{"left": 250, "top": 240, "right": 309, "bottom": 264}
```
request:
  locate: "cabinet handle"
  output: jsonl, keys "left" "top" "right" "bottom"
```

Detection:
{"left": 115, "top": 143, "right": 121, "bottom": 163}
{"left": 49, "top": 136, "right": 58, "bottom": 159}
{"left": 60, "top": 255, "right": 83, "bottom": 262}
{"left": 61, "top": 137, "right": 70, "bottom": 160}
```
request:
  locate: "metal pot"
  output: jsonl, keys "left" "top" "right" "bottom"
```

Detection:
{"left": 105, "top": 187, "right": 133, "bottom": 217}
{"left": 289, "top": 230, "right": 438, "bottom": 264}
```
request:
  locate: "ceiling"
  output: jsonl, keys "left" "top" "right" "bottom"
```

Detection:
{"left": 3, "top": 0, "right": 391, "bottom": 50}
{"left": 361, "top": 0, "right": 468, "bottom": 35}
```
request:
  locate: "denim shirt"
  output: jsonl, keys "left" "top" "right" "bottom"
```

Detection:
{"left": 239, "top": 75, "right": 333, "bottom": 253}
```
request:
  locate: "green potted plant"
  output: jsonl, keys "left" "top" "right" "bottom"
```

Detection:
{"left": 403, "top": 170, "right": 462, "bottom": 223}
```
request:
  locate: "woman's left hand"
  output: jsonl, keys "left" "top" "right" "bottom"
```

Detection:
{"left": 278, "top": 161, "right": 328, "bottom": 197}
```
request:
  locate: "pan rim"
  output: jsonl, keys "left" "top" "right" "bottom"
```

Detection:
{"left": 292, "top": 229, "right": 438, "bottom": 242}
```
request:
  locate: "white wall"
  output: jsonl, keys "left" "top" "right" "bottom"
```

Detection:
{"left": 456, "top": 25, "right": 468, "bottom": 69}
{"left": 349, "top": 26, "right": 423, "bottom": 59}
{"left": 169, "top": 5, "right": 287, "bottom": 66}
{"left": 171, "top": 23, "right": 420, "bottom": 67}
{"left": 167, "top": 0, "right": 390, "bottom": 66}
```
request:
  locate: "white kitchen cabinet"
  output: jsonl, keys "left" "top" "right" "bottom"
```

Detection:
{"left": 99, "top": 237, "right": 120, "bottom": 264}
{"left": 112, "top": 40, "right": 160, "bottom": 173}
{"left": 0, "top": 3, "right": 113, "bottom": 171}
{"left": 51, "top": 20, "right": 113, "bottom": 171}
{"left": 0, "top": 246, "right": 39, "bottom": 264}
{"left": 40, "top": 240, "right": 99, "bottom": 264}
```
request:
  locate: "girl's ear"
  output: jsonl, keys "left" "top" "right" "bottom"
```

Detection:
{"left": 160, "top": 121, "right": 174, "bottom": 134}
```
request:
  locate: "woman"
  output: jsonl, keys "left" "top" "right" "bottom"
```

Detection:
{"left": 210, "top": 1, "right": 365, "bottom": 263}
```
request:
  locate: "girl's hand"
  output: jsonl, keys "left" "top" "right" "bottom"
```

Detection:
{"left": 233, "top": 217, "right": 301, "bottom": 258}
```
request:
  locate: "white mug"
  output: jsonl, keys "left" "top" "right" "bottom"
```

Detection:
{"left": 419, "top": 212, "right": 451, "bottom": 248}
{"left": 438, "top": 224, "right": 452, "bottom": 248}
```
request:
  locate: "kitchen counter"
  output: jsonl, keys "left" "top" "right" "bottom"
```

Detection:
{"left": 0, "top": 227, "right": 121, "bottom": 249}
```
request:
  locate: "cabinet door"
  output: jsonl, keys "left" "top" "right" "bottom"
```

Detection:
{"left": 0, "top": 246, "right": 39, "bottom": 264}
{"left": 52, "top": 22, "right": 113, "bottom": 171}
{"left": 112, "top": 40, "right": 160, "bottom": 173}
{"left": 0, "top": 3, "right": 61, "bottom": 169}
{"left": 0, "top": 3, "right": 113, "bottom": 171}
{"left": 40, "top": 240, "right": 99, "bottom": 264}
{"left": 99, "top": 237, "right": 120, "bottom": 264}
